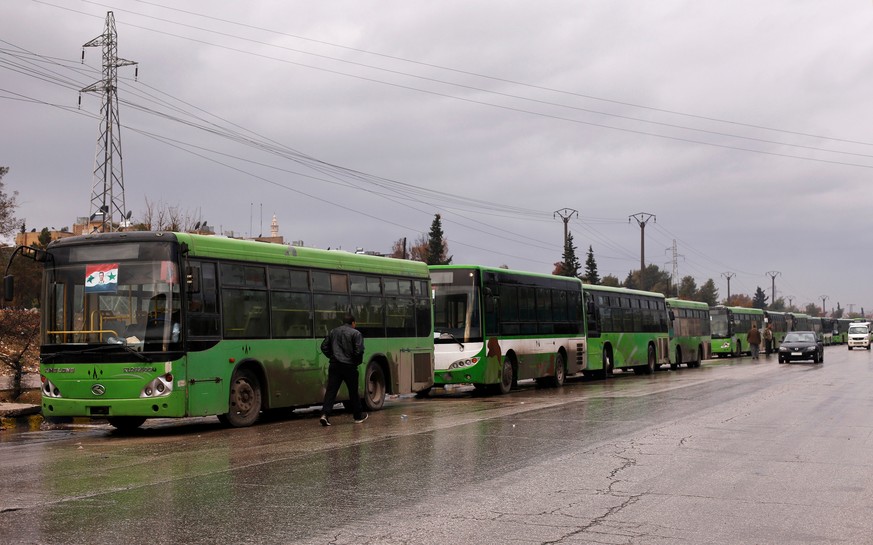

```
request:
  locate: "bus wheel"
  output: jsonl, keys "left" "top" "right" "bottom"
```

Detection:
{"left": 363, "top": 362, "right": 386, "bottom": 411}
{"left": 544, "top": 352, "right": 565, "bottom": 388}
{"left": 221, "top": 368, "right": 262, "bottom": 428}
{"left": 601, "top": 349, "right": 614, "bottom": 380}
{"left": 493, "top": 357, "right": 514, "bottom": 395}
{"left": 692, "top": 344, "right": 704, "bottom": 368}
{"left": 635, "top": 344, "right": 656, "bottom": 375}
{"left": 107, "top": 416, "right": 146, "bottom": 432}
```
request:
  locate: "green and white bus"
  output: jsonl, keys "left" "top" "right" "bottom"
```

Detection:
{"left": 582, "top": 284, "right": 670, "bottom": 376}
{"left": 20, "top": 232, "right": 434, "bottom": 430}
{"left": 665, "top": 298, "right": 711, "bottom": 368}
{"left": 710, "top": 306, "right": 765, "bottom": 357}
{"left": 429, "top": 265, "right": 585, "bottom": 394}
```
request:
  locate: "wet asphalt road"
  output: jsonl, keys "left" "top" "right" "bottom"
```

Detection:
{"left": 2, "top": 346, "right": 873, "bottom": 544}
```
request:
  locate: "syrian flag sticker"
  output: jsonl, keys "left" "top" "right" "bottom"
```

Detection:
{"left": 85, "top": 263, "right": 119, "bottom": 293}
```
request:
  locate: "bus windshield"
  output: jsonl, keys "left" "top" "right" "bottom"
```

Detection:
{"left": 42, "top": 240, "right": 182, "bottom": 356}
{"left": 710, "top": 308, "right": 730, "bottom": 338}
{"left": 431, "top": 268, "right": 482, "bottom": 344}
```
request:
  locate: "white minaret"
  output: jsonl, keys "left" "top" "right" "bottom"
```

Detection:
{"left": 271, "top": 214, "right": 279, "bottom": 238}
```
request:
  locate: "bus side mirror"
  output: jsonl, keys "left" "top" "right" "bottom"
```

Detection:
{"left": 185, "top": 266, "right": 201, "bottom": 294}
{"left": 668, "top": 310, "right": 675, "bottom": 321}
{"left": 3, "top": 275, "right": 13, "bottom": 302}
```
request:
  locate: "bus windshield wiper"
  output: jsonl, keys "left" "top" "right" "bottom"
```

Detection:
{"left": 439, "top": 331, "right": 464, "bottom": 349}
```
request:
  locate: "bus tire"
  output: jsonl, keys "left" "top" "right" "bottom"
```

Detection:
{"left": 107, "top": 416, "right": 146, "bottom": 432}
{"left": 493, "top": 357, "right": 514, "bottom": 395}
{"left": 635, "top": 344, "right": 656, "bottom": 375}
{"left": 221, "top": 367, "right": 262, "bottom": 428}
{"left": 601, "top": 348, "right": 614, "bottom": 380}
{"left": 541, "top": 352, "right": 566, "bottom": 388}
{"left": 363, "top": 361, "right": 387, "bottom": 411}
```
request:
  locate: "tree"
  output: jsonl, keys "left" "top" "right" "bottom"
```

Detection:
{"left": 678, "top": 276, "right": 697, "bottom": 300}
{"left": 804, "top": 303, "right": 820, "bottom": 317}
{"left": 555, "top": 232, "right": 581, "bottom": 278}
{"left": 581, "top": 245, "right": 600, "bottom": 284}
{"left": 752, "top": 286, "right": 768, "bottom": 309}
{"left": 423, "top": 214, "right": 452, "bottom": 265}
{"left": 695, "top": 279, "right": 719, "bottom": 306}
{"left": 601, "top": 274, "right": 621, "bottom": 287}
{"left": 0, "top": 309, "right": 39, "bottom": 400}
{"left": 625, "top": 264, "right": 672, "bottom": 294}
{"left": 0, "top": 166, "right": 19, "bottom": 238}
{"left": 727, "top": 293, "right": 753, "bottom": 307}
{"left": 769, "top": 297, "right": 786, "bottom": 311}
{"left": 36, "top": 227, "right": 52, "bottom": 249}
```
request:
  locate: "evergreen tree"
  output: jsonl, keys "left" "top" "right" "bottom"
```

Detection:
{"left": 581, "top": 245, "right": 600, "bottom": 284}
{"left": 678, "top": 276, "right": 697, "bottom": 299}
{"left": 752, "top": 286, "right": 768, "bottom": 309}
{"left": 695, "top": 279, "right": 719, "bottom": 306}
{"left": 557, "top": 232, "right": 581, "bottom": 278}
{"left": 424, "top": 214, "right": 452, "bottom": 265}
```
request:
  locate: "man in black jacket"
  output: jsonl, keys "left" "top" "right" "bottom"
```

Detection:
{"left": 319, "top": 314, "right": 367, "bottom": 426}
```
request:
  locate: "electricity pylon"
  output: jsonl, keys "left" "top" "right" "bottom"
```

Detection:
{"left": 80, "top": 11, "right": 138, "bottom": 232}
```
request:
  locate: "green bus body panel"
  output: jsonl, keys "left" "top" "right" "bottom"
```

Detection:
{"left": 666, "top": 298, "right": 711, "bottom": 365}
{"left": 41, "top": 358, "right": 188, "bottom": 419}
{"left": 582, "top": 284, "right": 670, "bottom": 370}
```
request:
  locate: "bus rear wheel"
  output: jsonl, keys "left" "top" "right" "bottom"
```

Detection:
{"left": 220, "top": 368, "right": 262, "bottom": 428}
{"left": 537, "top": 352, "right": 565, "bottom": 388}
{"left": 107, "top": 416, "right": 146, "bottom": 432}
{"left": 363, "top": 361, "right": 386, "bottom": 411}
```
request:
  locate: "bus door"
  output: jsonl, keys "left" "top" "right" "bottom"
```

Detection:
{"left": 184, "top": 261, "right": 227, "bottom": 417}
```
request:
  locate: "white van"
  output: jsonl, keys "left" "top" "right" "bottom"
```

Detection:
{"left": 847, "top": 322, "right": 871, "bottom": 350}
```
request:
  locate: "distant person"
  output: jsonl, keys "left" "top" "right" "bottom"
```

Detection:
{"left": 747, "top": 323, "right": 762, "bottom": 360}
{"left": 763, "top": 323, "right": 774, "bottom": 355}
{"left": 319, "top": 314, "right": 367, "bottom": 426}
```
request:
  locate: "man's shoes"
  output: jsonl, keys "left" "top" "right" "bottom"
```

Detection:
{"left": 354, "top": 413, "right": 369, "bottom": 424}
{"left": 319, "top": 415, "right": 331, "bottom": 427}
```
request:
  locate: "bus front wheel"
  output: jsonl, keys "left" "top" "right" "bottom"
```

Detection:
{"left": 493, "top": 357, "right": 514, "bottom": 395}
{"left": 363, "top": 362, "right": 386, "bottom": 411}
{"left": 220, "top": 368, "right": 262, "bottom": 428}
{"left": 107, "top": 416, "right": 146, "bottom": 432}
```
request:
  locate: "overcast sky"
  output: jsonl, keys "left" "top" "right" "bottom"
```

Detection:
{"left": 3, "top": 0, "right": 873, "bottom": 313}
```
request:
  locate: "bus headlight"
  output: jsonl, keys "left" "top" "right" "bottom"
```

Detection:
{"left": 140, "top": 374, "right": 174, "bottom": 398}
{"left": 41, "top": 377, "right": 62, "bottom": 398}
{"left": 448, "top": 357, "right": 479, "bottom": 370}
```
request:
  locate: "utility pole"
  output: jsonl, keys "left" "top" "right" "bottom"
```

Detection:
{"left": 629, "top": 212, "right": 655, "bottom": 290}
{"left": 787, "top": 295, "right": 795, "bottom": 309}
{"left": 820, "top": 295, "right": 828, "bottom": 317}
{"left": 554, "top": 208, "right": 578, "bottom": 249}
{"left": 765, "top": 271, "right": 781, "bottom": 306}
{"left": 80, "top": 11, "right": 138, "bottom": 233}
{"left": 722, "top": 272, "right": 735, "bottom": 305}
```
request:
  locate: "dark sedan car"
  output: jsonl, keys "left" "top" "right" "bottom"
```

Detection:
{"left": 778, "top": 331, "right": 824, "bottom": 364}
